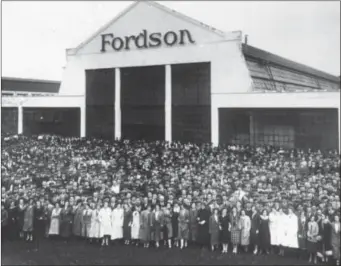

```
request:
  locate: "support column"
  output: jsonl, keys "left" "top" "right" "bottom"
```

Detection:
{"left": 80, "top": 104, "right": 86, "bottom": 138}
{"left": 211, "top": 105, "right": 219, "bottom": 146}
{"left": 115, "top": 67, "right": 121, "bottom": 140}
{"left": 250, "top": 113, "right": 255, "bottom": 146}
{"left": 18, "top": 106, "right": 23, "bottom": 135}
{"left": 337, "top": 106, "right": 341, "bottom": 154}
{"left": 165, "top": 65, "right": 172, "bottom": 143}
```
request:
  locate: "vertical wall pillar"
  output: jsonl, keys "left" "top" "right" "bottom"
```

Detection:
{"left": 337, "top": 106, "right": 341, "bottom": 154}
{"left": 250, "top": 113, "right": 255, "bottom": 146}
{"left": 211, "top": 105, "right": 219, "bottom": 146}
{"left": 18, "top": 106, "right": 23, "bottom": 135}
{"left": 165, "top": 65, "right": 172, "bottom": 143}
{"left": 115, "top": 67, "right": 121, "bottom": 140}
{"left": 80, "top": 104, "right": 86, "bottom": 137}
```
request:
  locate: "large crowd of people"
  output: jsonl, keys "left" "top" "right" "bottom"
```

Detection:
{"left": 1, "top": 134, "right": 340, "bottom": 265}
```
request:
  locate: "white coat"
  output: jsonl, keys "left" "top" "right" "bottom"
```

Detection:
{"left": 283, "top": 213, "right": 299, "bottom": 248}
{"left": 111, "top": 207, "right": 124, "bottom": 240}
{"left": 99, "top": 207, "right": 112, "bottom": 238}
{"left": 89, "top": 209, "right": 101, "bottom": 238}
{"left": 131, "top": 210, "right": 140, "bottom": 240}
{"left": 269, "top": 211, "right": 280, "bottom": 246}
{"left": 48, "top": 208, "right": 61, "bottom": 235}
{"left": 277, "top": 213, "right": 288, "bottom": 246}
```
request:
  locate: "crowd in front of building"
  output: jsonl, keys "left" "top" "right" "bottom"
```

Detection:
{"left": 1, "top": 134, "right": 340, "bottom": 265}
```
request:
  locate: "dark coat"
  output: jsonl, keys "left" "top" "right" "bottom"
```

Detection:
{"left": 297, "top": 216, "right": 308, "bottom": 250}
{"left": 34, "top": 206, "right": 46, "bottom": 238}
{"left": 197, "top": 208, "right": 210, "bottom": 245}
{"left": 60, "top": 206, "right": 73, "bottom": 238}
{"left": 250, "top": 212, "right": 260, "bottom": 246}
{"left": 151, "top": 211, "right": 164, "bottom": 241}
{"left": 189, "top": 209, "right": 198, "bottom": 242}
{"left": 220, "top": 215, "right": 230, "bottom": 244}
{"left": 72, "top": 206, "right": 83, "bottom": 237}
{"left": 123, "top": 210, "right": 132, "bottom": 240}
{"left": 259, "top": 216, "right": 271, "bottom": 250}
{"left": 331, "top": 222, "right": 340, "bottom": 260}
{"left": 171, "top": 211, "right": 179, "bottom": 240}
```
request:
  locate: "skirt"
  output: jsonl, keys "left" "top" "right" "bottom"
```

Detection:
{"left": 307, "top": 240, "right": 318, "bottom": 253}
{"left": 231, "top": 229, "right": 241, "bottom": 245}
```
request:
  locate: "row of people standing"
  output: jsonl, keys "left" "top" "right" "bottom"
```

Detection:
{"left": 2, "top": 199, "right": 340, "bottom": 265}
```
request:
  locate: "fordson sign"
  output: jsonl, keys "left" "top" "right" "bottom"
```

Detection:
{"left": 100, "top": 29, "right": 195, "bottom": 52}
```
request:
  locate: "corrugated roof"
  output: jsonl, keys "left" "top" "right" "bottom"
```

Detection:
{"left": 1, "top": 77, "right": 60, "bottom": 93}
{"left": 242, "top": 44, "right": 340, "bottom": 83}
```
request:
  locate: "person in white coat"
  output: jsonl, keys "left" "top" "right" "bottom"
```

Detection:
{"left": 269, "top": 208, "right": 280, "bottom": 254}
{"left": 283, "top": 207, "right": 299, "bottom": 254}
{"left": 89, "top": 203, "right": 101, "bottom": 243}
{"left": 111, "top": 202, "right": 124, "bottom": 241}
{"left": 99, "top": 200, "right": 112, "bottom": 246}
{"left": 277, "top": 208, "right": 288, "bottom": 256}
{"left": 131, "top": 206, "right": 141, "bottom": 246}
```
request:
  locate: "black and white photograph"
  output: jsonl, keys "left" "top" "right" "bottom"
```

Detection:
{"left": 1, "top": 1, "right": 340, "bottom": 265}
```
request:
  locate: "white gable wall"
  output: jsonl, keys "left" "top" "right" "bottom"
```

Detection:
{"left": 59, "top": 1, "right": 253, "bottom": 97}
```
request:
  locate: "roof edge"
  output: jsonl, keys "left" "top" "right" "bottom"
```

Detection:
{"left": 242, "top": 44, "right": 340, "bottom": 83}
{"left": 2, "top": 77, "right": 61, "bottom": 84}
{"left": 72, "top": 1, "right": 229, "bottom": 54}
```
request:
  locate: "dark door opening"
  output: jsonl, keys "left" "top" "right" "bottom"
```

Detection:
{"left": 86, "top": 68, "right": 115, "bottom": 140}
{"left": 171, "top": 62, "right": 211, "bottom": 144}
{"left": 23, "top": 107, "right": 80, "bottom": 137}
{"left": 121, "top": 66, "right": 165, "bottom": 141}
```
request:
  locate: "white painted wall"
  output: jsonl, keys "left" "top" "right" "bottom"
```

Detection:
{"left": 2, "top": 95, "right": 84, "bottom": 108}
{"left": 59, "top": 1, "right": 251, "bottom": 96}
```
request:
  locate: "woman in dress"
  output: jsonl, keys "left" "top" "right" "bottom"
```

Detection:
{"left": 230, "top": 206, "right": 241, "bottom": 254}
{"left": 23, "top": 199, "right": 35, "bottom": 242}
{"left": 297, "top": 210, "right": 308, "bottom": 258}
{"left": 307, "top": 215, "right": 319, "bottom": 264}
{"left": 220, "top": 208, "right": 230, "bottom": 253}
{"left": 240, "top": 209, "right": 251, "bottom": 252}
{"left": 99, "top": 200, "right": 112, "bottom": 246}
{"left": 277, "top": 207, "right": 287, "bottom": 256}
{"left": 72, "top": 200, "right": 83, "bottom": 240}
{"left": 209, "top": 208, "right": 220, "bottom": 251}
{"left": 131, "top": 206, "right": 141, "bottom": 246}
{"left": 17, "top": 198, "right": 26, "bottom": 239}
{"left": 81, "top": 202, "right": 93, "bottom": 241}
{"left": 163, "top": 204, "right": 173, "bottom": 248}
{"left": 259, "top": 209, "right": 271, "bottom": 255}
{"left": 60, "top": 200, "right": 73, "bottom": 242}
{"left": 111, "top": 202, "right": 124, "bottom": 242}
{"left": 172, "top": 202, "right": 180, "bottom": 248}
{"left": 89, "top": 203, "right": 101, "bottom": 244}
{"left": 331, "top": 214, "right": 340, "bottom": 266}
{"left": 189, "top": 202, "right": 198, "bottom": 246}
{"left": 152, "top": 204, "right": 164, "bottom": 248}
{"left": 250, "top": 205, "right": 260, "bottom": 254}
{"left": 178, "top": 204, "right": 189, "bottom": 249}
{"left": 48, "top": 202, "right": 61, "bottom": 239}
{"left": 123, "top": 204, "right": 132, "bottom": 245}
{"left": 139, "top": 204, "right": 152, "bottom": 248}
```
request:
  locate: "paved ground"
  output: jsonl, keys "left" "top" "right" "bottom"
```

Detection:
{"left": 1, "top": 239, "right": 326, "bottom": 265}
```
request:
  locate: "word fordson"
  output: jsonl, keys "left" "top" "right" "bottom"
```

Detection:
{"left": 100, "top": 29, "right": 195, "bottom": 52}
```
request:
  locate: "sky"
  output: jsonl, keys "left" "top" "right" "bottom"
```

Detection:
{"left": 2, "top": 1, "right": 340, "bottom": 81}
